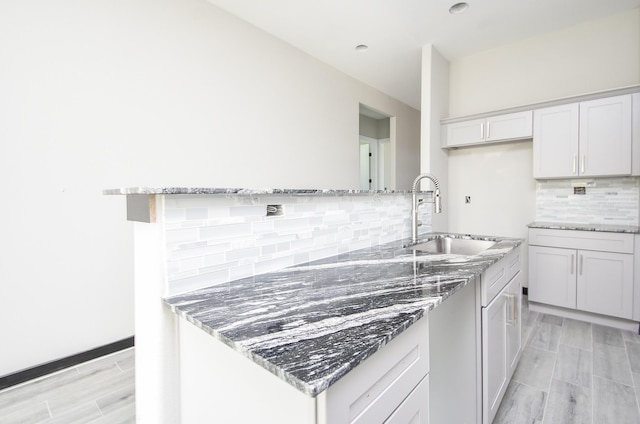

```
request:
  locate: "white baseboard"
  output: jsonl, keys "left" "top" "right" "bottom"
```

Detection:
{"left": 528, "top": 301, "right": 640, "bottom": 333}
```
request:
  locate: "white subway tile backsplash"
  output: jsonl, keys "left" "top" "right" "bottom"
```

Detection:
{"left": 536, "top": 177, "right": 639, "bottom": 225}
{"left": 229, "top": 205, "right": 267, "bottom": 218}
{"left": 169, "top": 269, "right": 230, "bottom": 294}
{"left": 225, "top": 246, "right": 261, "bottom": 262}
{"left": 203, "top": 252, "right": 226, "bottom": 267}
{"left": 229, "top": 264, "right": 255, "bottom": 281}
{"left": 165, "top": 227, "right": 200, "bottom": 245}
{"left": 185, "top": 208, "right": 208, "bottom": 220}
{"left": 254, "top": 255, "right": 295, "bottom": 275}
{"left": 199, "top": 223, "right": 252, "bottom": 240}
{"left": 162, "top": 193, "right": 430, "bottom": 294}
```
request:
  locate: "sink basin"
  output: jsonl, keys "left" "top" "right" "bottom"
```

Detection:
{"left": 410, "top": 237, "right": 496, "bottom": 256}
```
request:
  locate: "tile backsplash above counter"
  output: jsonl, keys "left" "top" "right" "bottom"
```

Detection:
{"left": 107, "top": 188, "right": 435, "bottom": 296}
{"left": 535, "top": 177, "right": 639, "bottom": 226}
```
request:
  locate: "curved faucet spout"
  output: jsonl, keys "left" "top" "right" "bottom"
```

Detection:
{"left": 411, "top": 174, "right": 442, "bottom": 244}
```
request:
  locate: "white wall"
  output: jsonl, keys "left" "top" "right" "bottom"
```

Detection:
{"left": 449, "top": 9, "right": 640, "bottom": 117}
{"left": 444, "top": 8, "right": 640, "bottom": 287}
{"left": 0, "top": 0, "right": 420, "bottom": 377}
{"left": 421, "top": 45, "right": 450, "bottom": 232}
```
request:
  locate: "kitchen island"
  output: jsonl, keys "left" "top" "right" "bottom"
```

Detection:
{"left": 106, "top": 187, "right": 522, "bottom": 423}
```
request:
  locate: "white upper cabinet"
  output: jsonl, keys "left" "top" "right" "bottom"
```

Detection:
{"left": 533, "top": 94, "right": 633, "bottom": 179}
{"left": 579, "top": 95, "right": 632, "bottom": 176}
{"left": 443, "top": 111, "right": 533, "bottom": 148}
{"left": 532, "top": 104, "right": 579, "bottom": 178}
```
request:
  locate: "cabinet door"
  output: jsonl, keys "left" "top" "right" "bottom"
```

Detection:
{"left": 482, "top": 290, "right": 508, "bottom": 424}
{"left": 528, "top": 246, "right": 577, "bottom": 309}
{"left": 533, "top": 103, "right": 579, "bottom": 178}
{"left": 445, "top": 118, "right": 486, "bottom": 147}
{"left": 506, "top": 273, "right": 522, "bottom": 379}
{"left": 384, "top": 376, "right": 429, "bottom": 424}
{"left": 577, "top": 250, "right": 634, "bottom": 319}
{"left": 486, "top": 111, "right": 533, "bottom": 142}
{"left": 317, "top": 317, "right": 429, "bottom": 424}
{"left": 579, "top": 95, "right": 632, "bottom": 177}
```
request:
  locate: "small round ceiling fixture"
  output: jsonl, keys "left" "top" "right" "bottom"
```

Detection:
{"left": 355, "top": 44, "right": 369, "bottom": 52}
{"left": 449, "top": 2, "right": 469, "bottom": 14}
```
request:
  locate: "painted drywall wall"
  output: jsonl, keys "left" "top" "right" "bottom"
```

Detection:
{"left": 449, "top": 9, "right": 640, "bottom": 117}
{"left": 0, "top": 0, "right": 420, "bottom": 377}
{"left": 421, "top": 44, "right": 450, "bottom": 232}
{"left": 445, "top": 9, "right": 640, "bottom": 286}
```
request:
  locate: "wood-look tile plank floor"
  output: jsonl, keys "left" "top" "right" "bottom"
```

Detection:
{"left": 495, "top": 297, "right": 640, "bottom": 424}
{"left": 0, "top": 347, "right": 134, "bottom": 424}
{"left": 2, "top": 298, "right": 640, "bottom": 424}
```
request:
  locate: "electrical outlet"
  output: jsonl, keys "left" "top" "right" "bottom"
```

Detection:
{"left": 266, "top": 204, "right": 283, "bottom": 217}
{"left": 465, "top": 196, "right": 471, "bottom": 204}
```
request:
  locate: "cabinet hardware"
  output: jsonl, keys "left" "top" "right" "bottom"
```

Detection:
{"left": 579, "top": 254, "right": 583, "bottom": 275}
{"left": 581, "top": 155, "right": 585, "bottom": 174}
{"left": 506, "top": 293, "right": 517, "bottom": 325}
{"left": 487, "top": 122, "right": 491, "bottom": 139}
{"left": 571, "top": 254, "right": 575, "bottom": 274}
{"left": 572, "top": 156, "right": 577, "bottom": 174}
{"left": 480, "top": 123, "right": 484, "bottom": 139}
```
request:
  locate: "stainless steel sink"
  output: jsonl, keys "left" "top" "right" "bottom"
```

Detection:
{"left": 410, "top": 237, "right": 496, "bottom": 255}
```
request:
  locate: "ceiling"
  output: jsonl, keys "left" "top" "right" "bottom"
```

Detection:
{"left": 206, "top": 0, "right": 640, "bottom": 110}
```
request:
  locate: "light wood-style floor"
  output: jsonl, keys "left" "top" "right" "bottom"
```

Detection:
{"left": 2, "top": 299, "right": 640, "bottom": 424}
{"left": 0, "top": 347, "right": 135, "bottom": 424}
{"left": 495, "top": 298, "right": 640, "bottom": 424}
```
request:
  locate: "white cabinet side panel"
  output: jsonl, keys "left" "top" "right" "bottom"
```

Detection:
{"left": 178, "top": 319, "right": 315, "bottom": 424}
{"left": 429, "top": 281, "right": 479, "bottom": 424}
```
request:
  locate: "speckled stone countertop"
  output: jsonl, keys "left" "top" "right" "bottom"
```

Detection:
{"left": 528, "top": 221, "right": 640, "bottom": 234}
{"left": 163, "top": 233, "right": 522, "bottom": 397}
{"left": 103, "top": 187, "right": 424, "bottom": 195}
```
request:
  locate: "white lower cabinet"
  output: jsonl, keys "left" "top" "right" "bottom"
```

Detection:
{"left": 578, "top": 250, "right": 633, "bottom": 318}
{"left": 529, "top": 246, "right": 577, "bottom": 309}
{"left": 384, "top": 376, "right": 429, "bottom": 424}
{"left": 482, "top": 261, "right": 522, "bottom": 424}
{"left": 179, "top": 313, "right": 430, "bottom": 424}
{"left": 529, "top": 228, "right": 634, "bottom": 320}
{"left": 506, "top": 274, "right": 522, "bottom": 378}
{"left": 482, "top": 289, "right": 508, "bottom": 424}
{"left": 481, "top": 247, "right": 523, "bottom": 424}
{"left": 317, "top": 316, "right": 430, "bottom": 424}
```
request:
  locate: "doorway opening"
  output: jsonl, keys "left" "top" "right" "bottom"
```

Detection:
{"left": 359, "top": 104, "right": 394, "bottom": 190}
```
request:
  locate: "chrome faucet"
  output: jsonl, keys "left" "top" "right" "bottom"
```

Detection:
{"left": 411, "top": 174, "right": 442, "bottom": 244}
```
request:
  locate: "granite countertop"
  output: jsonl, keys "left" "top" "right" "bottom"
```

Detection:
{"left": 163, "top": 232, "right": 522, "bottom": 397}
{"left": 528, "top": 221, "right": 640, "bottom": 234}
{"left": 103, "top": 187, "right": 426, "bottom": 195}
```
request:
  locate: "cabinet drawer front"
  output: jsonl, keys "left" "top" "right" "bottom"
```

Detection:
{"left": 383, "top": 375, "right": 429, "bottom": 424}
{"left": 506, "top": 245, "right": 522, "bottom": 282}
{"left": 529, "top": 228, "right": 634, "bottom": 253}
{"left": 317, "top": 316, "right": 429, "bottom": 424}
{"left": 482, "top": 261, "right": 507, "bottom": 307}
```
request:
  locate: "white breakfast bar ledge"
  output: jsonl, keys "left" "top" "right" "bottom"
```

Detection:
{"left": 105, "top": 187, "right": 523, "bottom": 424}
